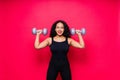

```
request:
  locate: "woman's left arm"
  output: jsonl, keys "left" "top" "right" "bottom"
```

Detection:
{"left": 69, "top": 30, "right": 85, "bottom": 48}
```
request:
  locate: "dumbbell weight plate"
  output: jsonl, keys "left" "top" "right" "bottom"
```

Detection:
{"left": 42, "top": 28, "right": 48, "bottom": 35}
{"left": 32, "top": 27, "right": 37, "bottom": 34}
{"left": 80, "top": 28, "right": 86, "bottom": 35}
{"left": 70, "top": 28, "right": 76, "bottom": 35}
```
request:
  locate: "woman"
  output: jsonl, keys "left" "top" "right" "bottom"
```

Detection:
{"left": 34, "top": 20, "right": 85, "bottom": 80}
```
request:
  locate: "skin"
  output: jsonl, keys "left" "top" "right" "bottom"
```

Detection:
{"left": 34, "top": 22, "right": 85, "bottom": 49}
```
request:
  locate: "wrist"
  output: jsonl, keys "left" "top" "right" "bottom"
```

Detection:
{"left": 77, "top": 33, "right": 82, "bottom": 36}
{"left": 36, "top": 33, "right": 40, "bottom": 36}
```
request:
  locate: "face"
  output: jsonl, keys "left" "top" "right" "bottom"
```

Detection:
{"left": 55, "top": 22, "right": 64, "bottom": 36}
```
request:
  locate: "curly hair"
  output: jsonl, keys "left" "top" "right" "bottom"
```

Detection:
{"left": 50, "top": 20, "right": 71, "bottom": 38}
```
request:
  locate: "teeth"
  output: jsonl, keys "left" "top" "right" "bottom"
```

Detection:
{"left": 58, "top": 31, "right": 62, "bottom": 33}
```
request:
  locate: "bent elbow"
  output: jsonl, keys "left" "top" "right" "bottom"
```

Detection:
{"left": 82, "top": 45, "right": 85, "bottom": 48}
{"left": 34, "top": 44, "right": 40, "bottom": 49}
{"left": 79, "top": 44, "right": 85, "bottom": 48}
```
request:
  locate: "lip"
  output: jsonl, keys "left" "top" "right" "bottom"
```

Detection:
{"left": 57, "top": 30, "right": 63, "bottom": 34}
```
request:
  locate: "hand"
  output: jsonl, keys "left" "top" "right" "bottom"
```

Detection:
{"left": 75, "top": 30, "right": 81, "bottom": 35}
{"left": 36, "top": 29, "right": 42, "bottom": 35}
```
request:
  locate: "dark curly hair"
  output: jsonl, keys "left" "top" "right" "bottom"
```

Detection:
{"left": 50, "top": 20, "right": 71, "bottom": 38}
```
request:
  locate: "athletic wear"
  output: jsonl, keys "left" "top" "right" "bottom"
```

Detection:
{"left": 47, "top": 37, "right": 71, "bottom": 80}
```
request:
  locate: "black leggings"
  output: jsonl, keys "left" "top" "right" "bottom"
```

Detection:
{"left": 47, "top": 58, "right": 71, "bottom": 80}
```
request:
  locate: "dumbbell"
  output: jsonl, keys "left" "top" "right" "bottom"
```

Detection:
{"left": 70, "top": 28, "right": 86, "bottom": 35}
{"left": 32, "top": 27, "right": 48, "bottom": 35}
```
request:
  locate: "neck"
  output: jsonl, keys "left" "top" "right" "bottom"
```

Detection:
{"left": 56, "top": 35, "right": 64, "bottom": 38}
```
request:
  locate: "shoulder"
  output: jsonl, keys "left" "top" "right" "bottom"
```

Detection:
{"left": 67, "top": 37, "right": 73, "bottom": 45}
{"left": 46, "top": 37, "right": 52, "bottom": 40}
{"left": 46, "top": 37, "right": 52, "bottom": 45}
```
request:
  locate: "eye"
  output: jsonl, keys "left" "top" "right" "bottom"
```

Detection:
{"left": 56, "top": 26, "right": 59, "bottom": 29}
{"left": 61, "top": 26, "right": 64, "bottom": 29}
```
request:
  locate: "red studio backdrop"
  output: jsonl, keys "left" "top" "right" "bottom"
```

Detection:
{"left": 0, "top": 0, "right": 120, "bottom": 80}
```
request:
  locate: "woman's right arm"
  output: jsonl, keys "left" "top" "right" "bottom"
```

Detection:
{"left": 34, "top": 30, "right": 50, "bottom": 49}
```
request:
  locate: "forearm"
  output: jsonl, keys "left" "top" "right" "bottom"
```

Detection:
{"left": 34, "top": 34, "right": 40, "bottom": 48}
{"left": 78, "top": 34, "right": 85, "bottom": 48}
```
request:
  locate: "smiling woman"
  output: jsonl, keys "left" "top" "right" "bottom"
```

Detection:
{"left": 34, "top": 20, "right": 85, "bottom": 80}
{"left": 55, "top": 23, "right": 64, "bottom": 36}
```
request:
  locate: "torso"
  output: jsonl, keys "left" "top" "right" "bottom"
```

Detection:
{"left": 48, "top": 36, "right": 71, "bottom": 75}
{"left": 49, "top": 36, "right": 69, "bottom": 60}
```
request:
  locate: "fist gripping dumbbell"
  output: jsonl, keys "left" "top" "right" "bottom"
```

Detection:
{"left": 32, "top": 27, "right": 48, "bottom": 35}
{"left": 70, "top": 28, "right": 86, "bottom": 35}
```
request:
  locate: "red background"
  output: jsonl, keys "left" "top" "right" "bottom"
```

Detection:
{"left": 0, "top": 0, "right": 120, "bottom": 80}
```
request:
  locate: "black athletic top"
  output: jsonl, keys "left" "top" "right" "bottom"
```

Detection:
{"left": 47, "top": 37, "right": 71, "bottom": 80}
{"left": 50, "top": 37, "right": 69, "bottom": 60}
